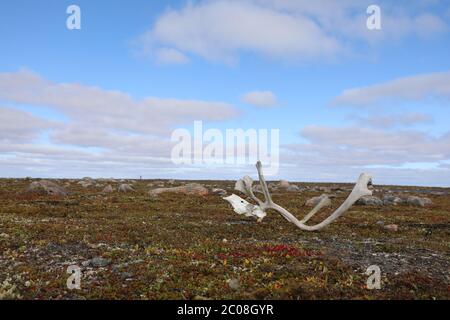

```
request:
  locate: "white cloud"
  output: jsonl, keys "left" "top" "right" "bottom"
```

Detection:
{"left": 350, "top": 112, "right": 433, "bottom": 129}
{"left": 140, "top": 0, "right": 340, "bottom": 63}
{"left": 0, "top": 69, "right": 238, "bottom": 135}
{"left": 138, "top": 0, "right": 448, "bottom": 64}
{"left": 0, "top": 69, "right": 241, "bottom": 178}
{"left": 333, "top": 71, "right": 450, "bottom": 106}
{"left": 293, "top": 125, "right": 450, "bottom": 167}
{"left": 155, "top": 47, "right": 189, "bottom": 65}
{"left": 241, "top": 90, "right": 277, "bottom": 107}
{"left": 0, "top": 107, "right": 54, "bottom": 142}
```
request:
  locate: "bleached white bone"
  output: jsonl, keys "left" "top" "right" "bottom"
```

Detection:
{"left": 224, "top": 161, "right": 373, "bottom": 231}
{"left": 223, "top": 194, "right": 266, "bottom": 221}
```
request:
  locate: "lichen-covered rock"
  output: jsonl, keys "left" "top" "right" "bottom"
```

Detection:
{"left": 212, "top": 188, "right": 227, "bottom": 196}
{"left": 149, "top": 183, "right": 209, "bottom": 198}
{"left": 286, "top": 185, "right": 300, "bottom": 192}
{"left": 278, "top": 180, "right": 290, "bottom": 189}
{"left": 90, "top": 257, "right": 111, "bottom": 268}
{"left": 406, "top": 196, "right": 432, "bottom": 207}
{"left": 118, "top": 184, "right": 134, "bottom": 193}
{"left": 382, "top": 195, "right": 404, "bottom": 206}
{"left": 102, "top": 185, "right": 114, "bottom": 193}
{"left": 305, "top": 194, "right": 331, "bottom": 207}
{"left": 313, "top": 186, "right": 332, "bottom": 193}
{"left": 384, "top": 224, "right": 399, "bottom": 232}
{"left": 27, "top": 180, "right": 67, "bottom": 197}
{"left": 226, "top": 278, "right": 240, "bottom": 290}
{"left": 356, "top": 196, "right": 383, "bottom": 206}
{"left": 78, "top": 180, "right": 93, "bottom": 188}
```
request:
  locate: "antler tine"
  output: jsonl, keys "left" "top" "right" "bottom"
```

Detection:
{"left": 300, "top": 196, "right": 331, "bottom": 224}
{"left": 225, "top": 162, "right": 374, "bottom": 231}
{"left": 255, "top": 161, "right": 273, "bottom": 205}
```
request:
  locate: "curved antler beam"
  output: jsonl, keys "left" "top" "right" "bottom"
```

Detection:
{"left": 224, "top": 161, "right": 373, "bottom": 231}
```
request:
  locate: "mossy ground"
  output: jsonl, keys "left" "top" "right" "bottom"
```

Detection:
{"left": 0, "top": 179, "right": 448, "bottom": 299}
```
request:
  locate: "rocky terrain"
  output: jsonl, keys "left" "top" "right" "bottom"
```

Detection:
{"left": 0, "top": 177, "right": 449, "bottom": 299}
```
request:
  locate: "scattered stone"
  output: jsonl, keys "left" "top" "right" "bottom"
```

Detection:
{"left": 149, "top": 183, "right": 209, "bottom": 198}
{"left": 382, "top": 195, "right": 404, "bottom": 206}
{"left": 267, "top": 183, "right": 278, "bottom": 191}
{"left": 81, "top": 260, "right": 91, "bottom": 267}
{"left": 430, "top": 191, "right": 446, "bottom": 196}
{"left": 356, "top": 196, "right": 383, "bottom": 206}
{"left": 102, "top": 185, "right": 114, "bottom": 193}
{"left": 27, "top": 180, "right": 68, "bottom": 197}
{"left": 118, "top": 184, "right": 134, "bottom": 193}
{"left": 406, "top": 196, "right": 432, "bottom": 207}
{"left": 120, "top": 272, "right": 133, "bottom": 280}
{"left": 78, "top": 180, "right": 93, "bottom": 188}
{"left": 314, "top": 186, "right": 332, "bottom": 193}
{"left": 278, "top": 180, "right": 290, "bottom": 189}
{"left": 90, "top": 257, "right": 111, "bottom": 268}
{"left": 384, "top": 224, "right": 399, "bottom": 232}
{"left": 226, "top": 278, "right": 240, "bottom": 290}
{"left": 305, "top": 194, "right": 331, "bottom": 207}
{"left": 212, "top": 188, "right": 227, "bottom": 196}
{"left": 286, "top": 185, "right": 300, "bottom": 192}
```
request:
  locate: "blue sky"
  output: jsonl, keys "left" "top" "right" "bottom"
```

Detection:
{"left": 0, "top": 0, "right": 450, "bottom": 186}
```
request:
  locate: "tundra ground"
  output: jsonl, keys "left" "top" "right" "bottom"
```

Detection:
{"left": 0, "top": 178, "right": 448, "bottom": 299}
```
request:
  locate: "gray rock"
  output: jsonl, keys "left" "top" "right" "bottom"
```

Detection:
{"left": 120, "top": 272, "right": 133, "bottom": 280}
{"left": 81, "top": 260, "right": 91, "bottom": 267}
{"left": 212, "top": 188, "right": 227, "bottom": 196}
{"left": 382, "top": 195, "right": 404, "bottom": 206}
{"left": 356, "top": 196, "right": 383, "bottom": 206}
{"left": 286, "top": 185, "right": 300, "bottom": 192}
{"left": 315, "top": 186, "right": 332, "bottom": 193}
{"left": 149, "top": 183, "right": 208, "bottom": 198}
{"left": 27, "top": 180, "right": 68, "bottom": 197}
{"left": 118, "top": 184, "right": 134, "bottom": 193}
{"left": 90, "top": 257, "right": 111, "bottom": 268}
{"left": 226, "top": 278, "right": 240, "bottom": 290}
{"left": 406, "top": 196, "right": 432, "bottom": 207}
{"left": 78, "top": 180, "right": 93, "bottom": 188}
{"left": 102, "top": 185, "right": 114, "bottom": 193}
{"left": 383, "top": 224, "right": 399, "bottom": 232}
{"left": 278, "top": 180, "right": 290, "bottom": 189}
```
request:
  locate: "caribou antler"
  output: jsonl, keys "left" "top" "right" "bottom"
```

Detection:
{"left": 224, "top": 161, "right": 373, "bottom": 231}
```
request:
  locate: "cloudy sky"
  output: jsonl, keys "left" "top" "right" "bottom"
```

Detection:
{"left": 1, "top": 0, "right": 450, "bottom": 186}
